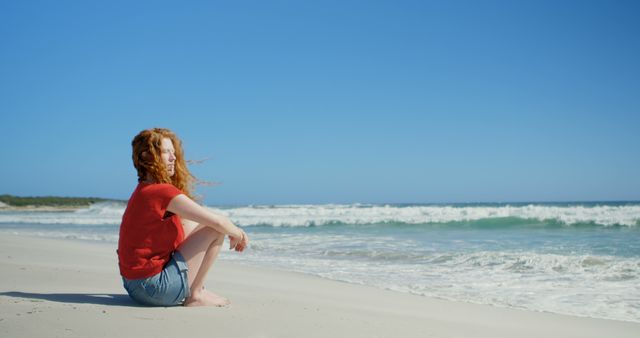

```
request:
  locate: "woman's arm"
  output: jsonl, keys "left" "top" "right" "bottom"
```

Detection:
{"left": 167, "top": 194, "right": 243, "bottom": 238}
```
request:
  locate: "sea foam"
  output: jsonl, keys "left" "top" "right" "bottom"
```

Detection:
{"left": 1, "top": 202, "right": 639, "bottom": 227}
{"left": 214, "top": 203, "right": 640, "bottom": 227}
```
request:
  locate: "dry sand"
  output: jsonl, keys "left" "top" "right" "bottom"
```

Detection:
{"left": 0, "top": 234, "right": 638, "bottom": 338}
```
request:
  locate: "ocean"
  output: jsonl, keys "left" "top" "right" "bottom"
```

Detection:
{"left": 1, "top": 201, "right": 639, "bottom": 322}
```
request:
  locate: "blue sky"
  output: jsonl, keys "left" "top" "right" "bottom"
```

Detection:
{"left": 1, "top": 0, "right": 639, "bottom": 205}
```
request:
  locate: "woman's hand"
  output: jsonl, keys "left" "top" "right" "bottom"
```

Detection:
{"left": 229, "top": 229, "right": 249, "bottom": 252}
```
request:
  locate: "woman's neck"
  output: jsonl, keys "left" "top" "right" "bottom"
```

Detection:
{"left": 141, "top": 175, "right": 156, "bottom": 184}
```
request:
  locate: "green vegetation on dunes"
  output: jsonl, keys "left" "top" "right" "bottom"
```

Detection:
{"left": 0, "top": 194, "right": 113, "bottom": 207}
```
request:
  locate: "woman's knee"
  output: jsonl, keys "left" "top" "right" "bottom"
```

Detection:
{"left": 211, "top": 231, "right": 224, "bottom": 246}
{"left": 201, "top": 226, "right": 224, "bottom": 245}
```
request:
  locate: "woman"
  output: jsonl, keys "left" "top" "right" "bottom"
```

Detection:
{"left": 117, "top": 128, "right": 248, "bottom": 307}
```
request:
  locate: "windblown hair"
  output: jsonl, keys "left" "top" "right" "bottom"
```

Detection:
{"left": 131, "top": 128, "right": 195, "bottom": 199}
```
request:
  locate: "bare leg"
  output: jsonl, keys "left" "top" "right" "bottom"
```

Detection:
{"left": 182, "top": 219, "right": 203, "bottom": 238}
{"left": 177, "top": 226, "right": 229, "bottom": 307}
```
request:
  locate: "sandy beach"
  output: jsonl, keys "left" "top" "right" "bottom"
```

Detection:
{"left": 0, "top": 234, "right": 638, "bottom": 338}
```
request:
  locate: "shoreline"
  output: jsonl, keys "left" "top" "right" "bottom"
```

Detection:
{"left": 1, "top": 234, "right": 638, "bottom": 337}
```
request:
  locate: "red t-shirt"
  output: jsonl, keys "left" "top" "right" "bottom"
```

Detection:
{"left": 117, "top": 182, "right": 185, "bottom": 280}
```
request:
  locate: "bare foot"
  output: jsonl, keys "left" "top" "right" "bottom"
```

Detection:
{"left": 184, "top": 289, "right": 230, "bottom": 307}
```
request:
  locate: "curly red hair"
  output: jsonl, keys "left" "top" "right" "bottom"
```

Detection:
{"left": 131, "top": 128, "right": 195, "bottom": 199}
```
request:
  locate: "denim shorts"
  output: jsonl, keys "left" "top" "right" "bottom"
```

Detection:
{"left": 122, "top": 251, "right": 190, "bottom": 306}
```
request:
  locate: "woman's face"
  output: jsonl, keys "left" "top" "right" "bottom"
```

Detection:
{"left": 160, "top": 138, "right": 176, "bottom": 177}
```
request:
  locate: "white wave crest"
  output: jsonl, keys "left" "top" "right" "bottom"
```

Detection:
{"left": 1, "top": 202, "right": 639, "bottom": 227}
{"left": 209, "top": 204, "right": 640, "bottom": 227}
{"left": 0, "top": 201, "right": 126, "bottom": 225}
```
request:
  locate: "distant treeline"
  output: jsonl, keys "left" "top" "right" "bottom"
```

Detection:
{"left": 0, "top": 194, "right": 112, "bottom": 207}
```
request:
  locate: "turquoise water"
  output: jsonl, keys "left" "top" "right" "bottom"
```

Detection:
{"left": 1, "top": 201, "right": 639, "bottom": 322}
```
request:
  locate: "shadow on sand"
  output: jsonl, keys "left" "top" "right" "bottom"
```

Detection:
{"left": 0, "top": 291, "right": 138, "bottom": 307}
